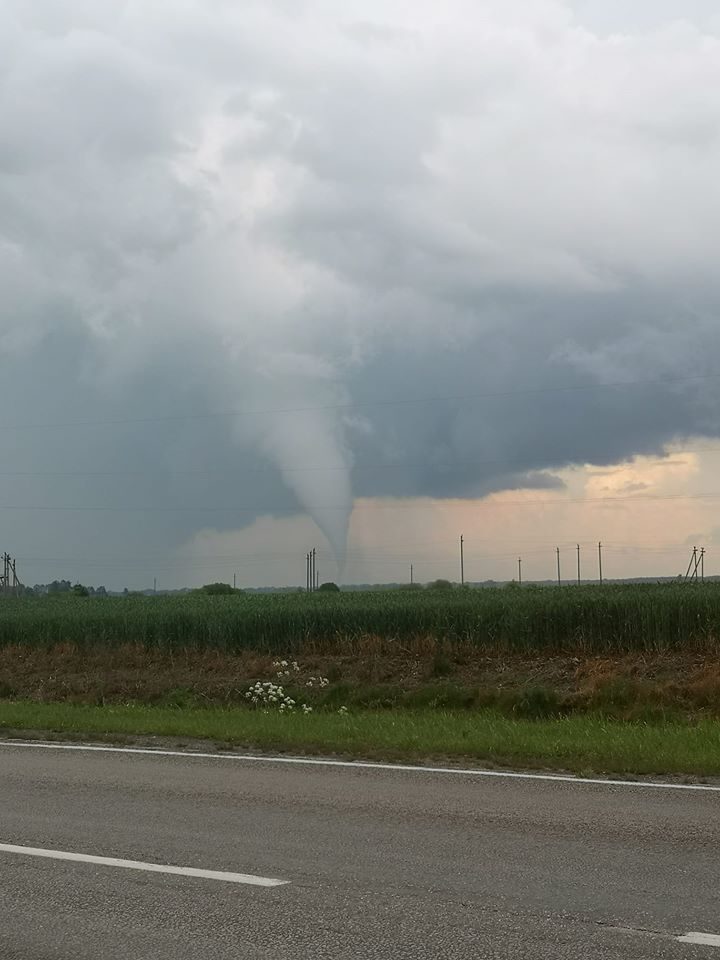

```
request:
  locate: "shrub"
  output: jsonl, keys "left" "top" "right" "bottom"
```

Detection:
{"left": 197, "top": 583, "right": 239, "bottom": 596}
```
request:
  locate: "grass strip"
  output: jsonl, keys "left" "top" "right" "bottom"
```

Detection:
{"left": 1, "top": 700, "right": 720, "bottom": 778}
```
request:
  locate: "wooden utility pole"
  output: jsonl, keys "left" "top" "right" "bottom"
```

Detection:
{"left": 701, "top": 547, "right": 705, "bottom": 583}
{"left": 518, "top": 557, "right": 522, "bottom": 586}
{"left": 598, "top": 541, "right": 603, "bottom": 585}
{"left": 577, "top": 544, "right": 581, "bottom": 586}
{"left": 1, "top": 553, "right": 20, "bottom": 597}
{"left": 2, "top": 553, "right": 10, "bottom": 597}
{"left": 460, "top": 535, "right": 465, "bottom": 586}
{"left": 410, "top": 564, "right": 414, "bottom": 585}
{"left": 556, "top": 547, "right": 561, "bottom": 587}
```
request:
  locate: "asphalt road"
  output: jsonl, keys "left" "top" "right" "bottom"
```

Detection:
{"left": 0, "top": 742, "right": 719, "bottom": 959}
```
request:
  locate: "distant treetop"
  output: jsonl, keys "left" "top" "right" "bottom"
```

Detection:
{"left": 317, "top": 582, "right": 340, "bottom": 592}
{"left": 196, "top": 582, "right": 243, "bottom": 596}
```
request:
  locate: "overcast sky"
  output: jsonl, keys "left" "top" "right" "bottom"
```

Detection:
{"left": 1, "top": 0, "right": 719, "bottom": 589}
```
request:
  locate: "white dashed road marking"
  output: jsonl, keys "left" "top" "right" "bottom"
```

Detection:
{"left": 0, "top": 842, "right": 288, "bottom": 887}
{"left": 677, "top": 933, "right": 720, "bottom": 947}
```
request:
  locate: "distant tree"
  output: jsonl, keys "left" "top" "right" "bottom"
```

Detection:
{"left": 428, "top": 579, "right": 453, "bottom": 591}
{"left": 399, "top": 582, "right": 423, "bottom": 591}
{"left": 318, "top": 582, "right": 340, "bottom": 593}
{"left": 197, "top": 582, "right": 241, "bottom": 596}
{"left": 48, "top": 579, "right": 72, "bottom": 594}
{"left": 71, "top": 583, "right": 89, "bottom": 597}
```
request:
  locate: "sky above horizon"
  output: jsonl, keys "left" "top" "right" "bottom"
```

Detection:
{"left": 1, "top": 0, "right": 719, "bottom": 589}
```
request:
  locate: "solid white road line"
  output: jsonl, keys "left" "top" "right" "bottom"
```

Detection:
{"left": 0, "top": 842, "right": 288, "bottom": 887}
{"left": 1, "top": 739, "right": 719, "bottom": 792}
{"left": 677, "top": 932, "right": 720, "bottom": 947}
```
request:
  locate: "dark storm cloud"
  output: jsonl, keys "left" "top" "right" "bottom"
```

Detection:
{"left": 1, "top": 0, "right": 719, "bottom": 585}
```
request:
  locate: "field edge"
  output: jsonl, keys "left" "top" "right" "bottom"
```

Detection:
{"left": 1, "top": 700, "right": 719, "bottom": 781}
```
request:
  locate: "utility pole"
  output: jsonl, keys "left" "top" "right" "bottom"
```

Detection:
{"left": 410, "top": 564, "right": 414, "bottom": 585}
{"left": 1, "top": 554, "right": 20, "bottom": 597}
{"left": 701, "top": 547, "right": 705, "bottom": 583}
{"left": 316, "top": 564, "right": 320, "bottom": 591}
{"left": 153, "top": 577, "right": 157, "bottom": 595}
{"left": 577, "top": 544, "right": 581, "bottom": 586}
{"left": 233, "top": 572, "right": 236, "bottom": 590}
{"left": 556, "top": 546, "right": 561, "bottom": 587}
{"left": 518, "top": 557, "right": 522, "bottom": 586}
{"left": 313, "top": 549, "right": 316, "bottom": 592}
{"left": 598, "top": 541, "right": 603, "bottom": 585}
{"left": 460, "top": 535, "right": 465, "bottom": 586}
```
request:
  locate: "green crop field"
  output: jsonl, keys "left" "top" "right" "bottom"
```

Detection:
{"left": 0, "top": 583, "right": 718, "bottom": 653}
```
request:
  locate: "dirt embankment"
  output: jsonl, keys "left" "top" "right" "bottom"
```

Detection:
{"left": 1, "top": 639, "right": 719, "bottom": 718}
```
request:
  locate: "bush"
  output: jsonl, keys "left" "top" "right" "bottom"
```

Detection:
{"left": 514, "top": 687, "right": 566, "bottom": 719}
{"left": 318, "top": 582, "right": 340, "bottom": 593}
{"left": 197, "top": 583, "right": 240, "bottom": 596}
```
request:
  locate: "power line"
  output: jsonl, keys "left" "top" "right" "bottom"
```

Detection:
{"left": 0, "top": 443, "right": 717, "bottom": 479}
{"left": 14, "top": 540, "right": 710, "bottom": 568}
{"left": 0, "top": 372, "right": 717, "bottom": 433}
{"left": 1, "top": 490, "right": 720, "bottom": 513}
{"left": 15, "top": 536, "right": 651, "bottom": 563}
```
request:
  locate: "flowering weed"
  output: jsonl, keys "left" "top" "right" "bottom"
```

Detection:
{"left": 247, "top": 662, "right": 345, "bottom": 715}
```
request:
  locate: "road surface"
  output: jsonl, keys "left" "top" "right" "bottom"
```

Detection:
{"left": 0, "top": 741, "right": 718, "bottom": 958}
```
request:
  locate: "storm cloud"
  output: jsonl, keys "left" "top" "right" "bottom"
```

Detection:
{"left": 1, "top": 0, "right": 719, "bottom": 586}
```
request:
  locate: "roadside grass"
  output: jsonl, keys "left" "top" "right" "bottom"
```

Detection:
{"left": 1, "top": 700, "right": 720, "bottom": 778}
